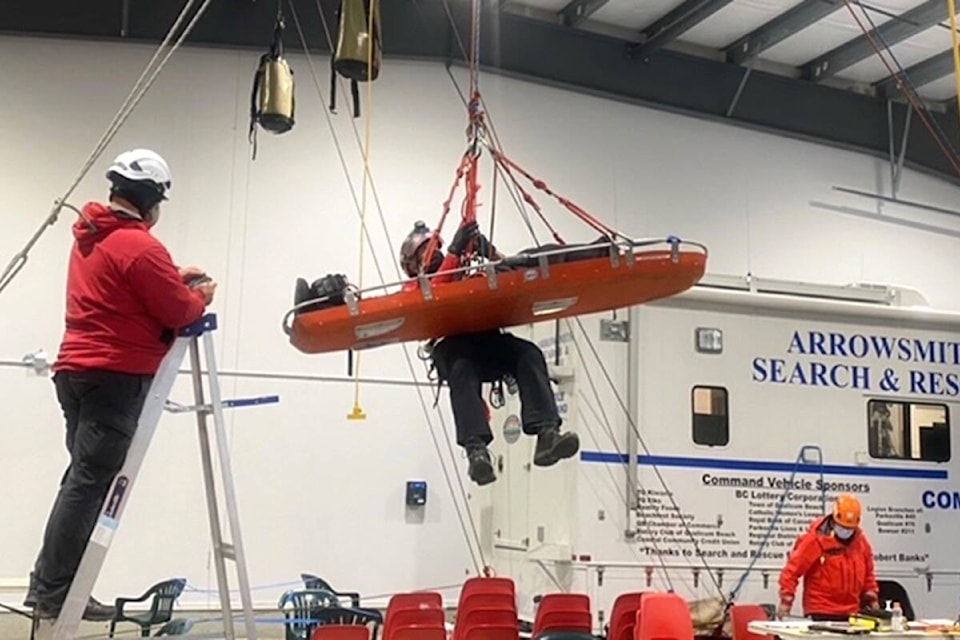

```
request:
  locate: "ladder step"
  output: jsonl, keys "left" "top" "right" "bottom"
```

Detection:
{"left": 218, "top": 543, "right": 236, "bottom": 560}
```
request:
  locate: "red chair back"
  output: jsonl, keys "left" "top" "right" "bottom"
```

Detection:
{"left": 463, "top": 625, "right": 519, "bottom": 640}
{"left": 391, "top": 627, "right": 448, "bottom": 640}
{"left": 636, "top": 593, "right": 694, "bottom": 640}
{"left": 388, "top": 592, "right": 443, "bottom": 613}
{"left": 533, "top": 593, "right": 592, "bottom": 636}
{"left": 459, "top": 578, "right": 515, "bottom": 605}
{"left": 311, "top": 625, "right": 370, "bottom": 640}
{"left": 608, "top": 593, "right": 644, "bottom": 640}
{"left": 730, "top": 604, "right": 771, "bottom": 640}
{"left": 460, "top": 609, "right": 517, "bottom": 628}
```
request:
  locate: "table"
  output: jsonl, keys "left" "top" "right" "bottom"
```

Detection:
{"left": 749, "top": 620, "right": 960, "bottom": 639}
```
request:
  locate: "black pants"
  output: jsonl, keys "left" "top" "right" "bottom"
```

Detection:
{"left": 32, "top": 370, "right": 152, "bottom": 607}
{"left": 431, "top": 331, "right": 559, "bottom": 447}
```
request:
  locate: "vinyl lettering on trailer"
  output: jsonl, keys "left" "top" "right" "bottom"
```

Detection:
{"left": 752, "top": 330, "right": 960, "bottom": 396}
{"left": 627, "top": 468, "right": 934, "bottom": 566}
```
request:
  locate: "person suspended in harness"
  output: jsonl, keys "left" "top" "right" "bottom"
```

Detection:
{"left": 399, "top": 219, "right": 581, "bottom": 486}
{"left": 778, "top": 494, "right": 879, "bottom": 621}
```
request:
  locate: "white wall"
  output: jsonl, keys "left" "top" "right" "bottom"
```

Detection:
{"left": 2, "top": 33, "right": 960, "bottom": 610}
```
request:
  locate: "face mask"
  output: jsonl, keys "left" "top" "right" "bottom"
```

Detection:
{"left": 835, "top": 524, "right": 855, "bottom": 540}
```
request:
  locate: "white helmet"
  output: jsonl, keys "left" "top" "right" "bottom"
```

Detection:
{"left": 106, "top": 149, "right": 172, "bottom": 198}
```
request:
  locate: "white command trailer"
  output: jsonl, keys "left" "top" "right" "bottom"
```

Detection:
{"left": 474, "top": 275, "right": 960, "bottom": 629}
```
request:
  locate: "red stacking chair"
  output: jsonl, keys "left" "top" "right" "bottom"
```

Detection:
{"left": 730, "top": 604, "right": 771, "bottom": 640}
{"left": 311, "top": 625, "right": 370, "bottom": 640}
{"left": 455, "top": 576, "right": 517, "bottom": 640}
{"left": 460, "top": 609, "right": 517, "bottom": 629}
{"left": 533, "top": 594, "right": 592, "bottom": 637}
{"left": 460, "top": 578, "right": 516, "bottom": 603}
{"left": 463, "top": 625, "right": 520, "bottom": 640}
{"left": 607, "top": 593, "right": 645, "bottom": 640}
{"left": 636, "top": 593, "right": 694, "bottom": 640}
{"left": 388, "top": 592, "right": 444, "bottom": 613}
{"left": 384, "top": 592, "right": 445, "bottom": 640}
{"left": 391, "top": 627, "right": 448, "bottom": 640}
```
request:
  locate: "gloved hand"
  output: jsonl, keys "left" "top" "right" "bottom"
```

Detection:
{"left": 777, "top": 601, "right": 792, "bottom": 620}
{"left": 448, "top": 220, "right": 479, "bottom": 256}
{"left": 477, "top": 234, "right": 499, "bottom": 260}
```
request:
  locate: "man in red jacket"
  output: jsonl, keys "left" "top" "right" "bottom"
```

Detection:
{"left": 25, "top": 149, "right": 216, "bottom": 621}
{"left": 778, "top": 494, "right": 879, "bottom": 621}
{"left": 398, "top": 220, "right": 580, "bottom": 486}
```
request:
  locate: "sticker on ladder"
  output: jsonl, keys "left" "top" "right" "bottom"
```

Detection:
{"left": 103, "top": 475, "right": 129, "bottom": 519}
{"left": 90, "top": 518, "right": 117, "bottom": 547}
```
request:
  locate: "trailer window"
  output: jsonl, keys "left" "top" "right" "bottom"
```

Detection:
{"left": 868, "top": 400, "right": 949, "bottom": 462}
{"left": 693, "top": 386, "right": 728, "bottom": 447}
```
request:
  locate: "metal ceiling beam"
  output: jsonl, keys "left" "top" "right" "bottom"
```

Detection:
{"left": 875, "top": 50, "right": 955, "bottom": 98}
{"left": 559, "top": 0, "right": 610, "bottom": 28}
{"left": 803, "top": 0, "right": 947, "bottom": 81}
{"left": 724, "top": 0, "right": 842, "bottom": 66}
{"left": 629, "top": 0, "right": 733, "bottom": 60}
{"left": 1, "top": 0, "right": 959, "bottom": 184}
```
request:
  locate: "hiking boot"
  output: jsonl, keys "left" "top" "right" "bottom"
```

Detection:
{"left": 533, "top": 427, "right": 580, "bottom": 467}
{"left": 466, "top": 446, "right": 496, "bottom": 486}
{"left": 34, "top": 597, "right": 117, "bottom": 622}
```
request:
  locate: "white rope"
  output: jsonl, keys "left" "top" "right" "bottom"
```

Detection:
{"left": 0, "top": 0, "right": 215, "bottom": 298}
{"left": 286, "top": 0, "right": 487, "bottom": 573}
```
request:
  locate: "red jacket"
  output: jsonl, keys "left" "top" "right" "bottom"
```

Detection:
{"left": 54, "top": 202, "right": 207, "bottom": 375}
{"left": 401, "top": 254, "right": 461, "bottom": 292}
{"left": 779, "top": 516, "right": 879, "bottom": 616}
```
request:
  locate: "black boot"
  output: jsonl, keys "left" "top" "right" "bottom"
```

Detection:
{"left": 35, "top": 597, "right": 117, "bottom": 622}
{"left": 23, "top": 572, "right": 36, "bottom": 608}
{"left": 533, "top": 427, "right": 580, "bottom": 467}
{"left": 466, "top": 445, "right": 496, "bottom": 486}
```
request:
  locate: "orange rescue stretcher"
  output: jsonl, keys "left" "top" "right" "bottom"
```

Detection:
{"left": 283, "top": 236, "right": 707, "bottom": 355}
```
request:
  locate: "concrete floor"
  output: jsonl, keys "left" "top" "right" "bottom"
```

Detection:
{"left": 0, "top": 610, "right": 290, "bottom": 639}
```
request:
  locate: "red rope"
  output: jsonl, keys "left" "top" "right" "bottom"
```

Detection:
{"left": 494, "top": 155, "right": 567, "bottom": 245}
{"left": 492, "top": 149, "right": 617, "bottom": 238}
{"left": 840, "top": 0, "right": 960, "bottom": 178}
{"left": 422, "top": 150, "right": 475, "bottom": 273}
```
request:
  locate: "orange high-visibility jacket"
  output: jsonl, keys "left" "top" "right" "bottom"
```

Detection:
{"left": 779, "top": 516, "right": 878, "bottom": 616}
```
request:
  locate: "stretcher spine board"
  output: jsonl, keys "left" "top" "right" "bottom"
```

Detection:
{"left": 285, "top": 237, "right": 708, "bottom": 355}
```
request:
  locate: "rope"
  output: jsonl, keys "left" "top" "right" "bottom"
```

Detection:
{"left": 851, "top": 1, "right": 960, "bottom": 167}
{"left": 289, "top": 0, "right": 486, "bottom": 574}
{"left": 565, "top": 322, "right": 677, "bottom": 591}
{"left": 443, "top": 65, "right": 542, "bottom": 246}
{"left": 491, "top": 150, "right": 618, "bottom": 239}
{"left": 349, "top": 0, "right": 380, "bottom": 418}
{"left": 725, "top": 446, "right": 825, "bottom": 606}
{"left": 0, "top": 0, "right": 214, "bottom": 298}
{"left": 571, "top": 316, "right": 726, "bottom": 599}
{"left": 840, "top": 0, "right": 960, "bottom": 178}
{"left": 949, "top": 0, "right": 960, "bottom": 131}
{"left": 421, "top": 151, "right": 474, "bottom": 276}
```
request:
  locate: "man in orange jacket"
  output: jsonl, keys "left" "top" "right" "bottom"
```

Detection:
{"left": 778, "top": 494, "right": 879, "bottom": 621}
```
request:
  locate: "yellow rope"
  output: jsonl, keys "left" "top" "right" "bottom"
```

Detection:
{"left": 949, "top": 0, "right": 960, "bottom": 132}
{"left": 348, "top": 0, "right": 378, "bottom": 421}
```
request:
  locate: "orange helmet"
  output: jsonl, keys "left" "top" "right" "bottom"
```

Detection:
{"left": 833, "top": 493, "right": 862, "bottom": 528}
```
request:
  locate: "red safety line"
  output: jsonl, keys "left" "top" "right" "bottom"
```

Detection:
{"left": 840, "top": 0, "right": 960, "bottom": 178}
{"left": 492, "top": 149, "right": 617, "bottom": 238}
{"left": 422, "top": 151, "right": 475, "bottom": 273}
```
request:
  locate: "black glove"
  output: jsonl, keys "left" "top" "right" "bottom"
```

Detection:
{"left": 477, "top": 234, "right": 498, "bottom": 259}
{"left": 448, "top": 221, "right": 479, "bottom": 256}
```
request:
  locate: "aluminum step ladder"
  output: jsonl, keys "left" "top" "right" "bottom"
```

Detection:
{"left": 34, "top": 313, "right": 269, "bottom": 640}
